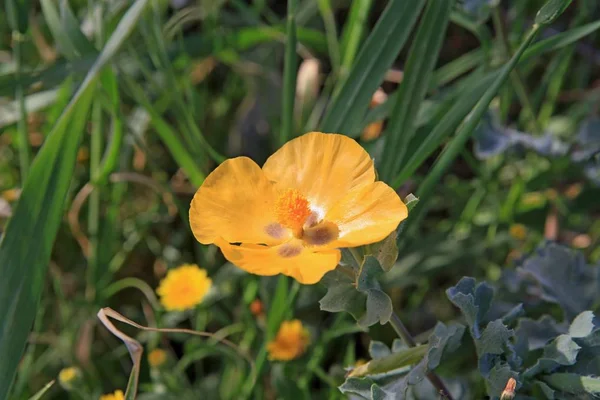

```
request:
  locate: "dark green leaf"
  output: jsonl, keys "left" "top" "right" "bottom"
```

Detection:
{"left": 446, "top": 277, "right": 494, "bottom": 337}
{"left": 480, "top": 320, "right": 514, "bottom": 355}
{"left": 543, "top": 373, "right": 600, "bottom": 395}
{"left": 319, "top": 269, "right": 364, "bottom": 320}
{"left": 359, "top": 289, "right": 393, "bottom": 327}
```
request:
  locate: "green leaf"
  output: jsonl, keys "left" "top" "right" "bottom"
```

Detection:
{"left": 401, "top": 24, "right": 541, "bottom": 237}
{"left": 0, "top": 1, "right": 149, "bottom": 397}
{"left": 487, "top": 363, "right": 519, "bottom": 399}
{"left": 515, "top": 243, "right": 599, "bottom": 319}
{"left": 446, "top": 277, "right": 494, "bottom": 337}
{"left": 374, "top": 231, "right": 398, "bottom": 272}
{"left": 320, "top": 0, "right": 425, "bottom": 133}
{"left": 543, "top": 373, "right": 600, "bottom": 395}
{"left": 356, "top": 256, "right": 385, "bottom": 291}
{"left": 404, "top": 194, "right": 419, "bottom": 212}
{"left": 379, "top": 0, "right": 455, "bottom": 182}
{"left": 359, "top": 289, "right": 393, "bottom": 327}
{"left": 479, "top": 320, "right": 513, "bottom": 355}
{"left": 426, "top": 322, "right": 465, "bottom": 370}
{"left": 535, "top": 0, "right": 573, "bottom": 25}
{"left": 320, "top": 257, "right": 393, "bottom": 328}
{"left": 369, "top": 341, "right": 392, "bottom": 360}
{"left": 27, "top": 380, "right": 54, "bottom": 400}
{"left": 5, "top": 0, "right": 30, "bottom": 33}
{"left": 40, "top": 0, "right": 84, "bottom": 59}
{"left": 279, "top": 0, "right": 298, "bottom": 146}
{"left": 319, "top": 269, "right": 364, "bottom": 320}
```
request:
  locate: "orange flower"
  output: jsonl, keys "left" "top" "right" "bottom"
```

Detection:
{"left": 157, "top": 264, "right": 212, "bottom": 311}
{"left": 190, "top": 132, "right": 407, "bottom": 284}
{"left": 147, "top": 348, "right": 167, "bottom": 368}
{"left": 100, "top": 390, "right": 124, "bottom": 400}
{"left": 509, "top": 224, "right": 527, "bottom": 241}
{"left": 249, "top": 299, "right": 264, "bottom": 316}
{"left": 267, "top": 320, "right": 310, "bottom": 361}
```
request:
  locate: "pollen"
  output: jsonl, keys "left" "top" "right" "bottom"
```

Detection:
{"left": 275, "top": 189, "right": 312, "bottom": 234}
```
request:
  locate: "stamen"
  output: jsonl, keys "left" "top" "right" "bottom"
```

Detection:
{"left": 275, "top": 188, "right": 312, "bottom": 235}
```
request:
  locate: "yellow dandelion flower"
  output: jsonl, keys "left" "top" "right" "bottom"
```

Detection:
{"left": 58, "top": 367, "right": 79, "bottom": 389}
{"left": 189, "top": 132, "right": 407, "bottom": 284}
{"left": 157, "top": 264, "right": 212, "bottom": 311}
{"left": 100, "top": 390, "right": 124, "bottom": 400}
{"left": 509, "top": 224, "right": 527, "bottom": 240}
{"left": 267, "top": 320, "right": 310, "bottom": 361}
{"left": 148, "top": 348, "right": 167, "bottom": 368}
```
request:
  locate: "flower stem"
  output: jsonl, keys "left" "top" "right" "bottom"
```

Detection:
{"left": 389, "top": 311, "right": 453, "bottom": 399}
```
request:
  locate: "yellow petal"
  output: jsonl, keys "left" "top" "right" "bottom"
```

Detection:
{"left": 325, "top": 182, "right": 407, "bottom": 247}
{"left": 190, "top": 157, "right": 289, "bottom": 245}
{"left": 262, "top": 132, "right": 375, "bottom": 213}
{"left": 217, "top": 240, "right": 341, "bottom": 284}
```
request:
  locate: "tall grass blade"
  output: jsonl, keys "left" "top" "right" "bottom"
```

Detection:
{"left": 0, "top": 1, "right": 149, "bottom": 396}
{"left": 379, "top": 0, "right": 455, "bottom": 182}
{"left": 320, "top": 0, "right": 425, "bottom": 133}
{"left": 400, "top": 26, "right": 542, "bottom": 241}
{"left": 280, "top": 0, "right": 298, "bottom": 146}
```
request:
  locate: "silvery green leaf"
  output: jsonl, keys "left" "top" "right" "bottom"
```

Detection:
{"left": 369, "top": 341, "right": 392, "bottom": 360}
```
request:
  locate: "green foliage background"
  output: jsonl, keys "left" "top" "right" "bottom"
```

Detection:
{"left": 0, "top": 0, "right": 599, "bottom": 399}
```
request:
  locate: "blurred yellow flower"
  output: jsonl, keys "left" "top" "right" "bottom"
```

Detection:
{"left": 58, "top": 367, "right": 77, "bottom": 383}
{"left": 267, "top": 320, "right": 310, "bottom": 361}
{"left": 58, "top": 367, "right": 79, "bottom": 389}
{"left": 190, "top": 132, "right": 407, "bottom": 284}
{"left": 100, "top": 390, "right": 124, "bottom": 400}
{"left": 148, "top": 348, "right": 167, "bottom": 367}
{"left": 509, "top": 224, "right": 527, "bottom": 240}
{"left": 157, "top": 264, "right": 212, "bottom": 311}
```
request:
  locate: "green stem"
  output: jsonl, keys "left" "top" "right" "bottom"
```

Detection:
{"left": 280, "top": 0, "right": 298, "bottom": 146}
{"left": 389, "top": 312, "right": 453, "bottom": 399}
{"left": 13, "top": 31, "right": 30, "bottom": 181}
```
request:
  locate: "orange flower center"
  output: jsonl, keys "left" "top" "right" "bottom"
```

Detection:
{"left": 275, "top": 189, "right": 312, "bottom": 235}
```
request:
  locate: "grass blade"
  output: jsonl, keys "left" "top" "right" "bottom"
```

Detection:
{"left": 379, "top": 0, "right": 455, "bottom": 182}
{"left": 280, "top": 0, "right": 298, "bottom": 146}
{"left": 0, "top": 1, "right": 149, "bottom": 396}
{"left": 320, "top": 0, "right": 425, "bottom": 133}
{"left": 400, "top": 25, "right": 541, "bottom": 241}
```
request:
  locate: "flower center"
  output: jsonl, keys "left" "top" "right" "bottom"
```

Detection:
{"left": 275, "top": 188, "right": 312, "bottom": 235}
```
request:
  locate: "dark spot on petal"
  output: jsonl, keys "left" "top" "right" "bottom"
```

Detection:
{"left": 265, "top": 223, "right": 287, "bottom": 239}
{"left": 277, "top": 244, "right": 302, "bottom": 258}
{"left": 303, "top": 221, "right": 339, "bottom": 246}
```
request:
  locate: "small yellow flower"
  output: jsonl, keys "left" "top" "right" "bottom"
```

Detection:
{"left": 190, "top": 132, "right": 407, "bottom": 284}
{"left": 58, "top": 367, "right": 79, "bottom": 389}
{"left": 509, "top": 224, "right": 527, "bottom": 240}
{"left": 267, "top": 320, "right": 310, "bottom": 361}
{"left": 157, "top": 264, "right": 212, "bottom": 311}
{"left": 148, "top": 348, "right": 167, "bottom": 368}
{"left": 100, "top": 390, "right": 124, "bottom": 400}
